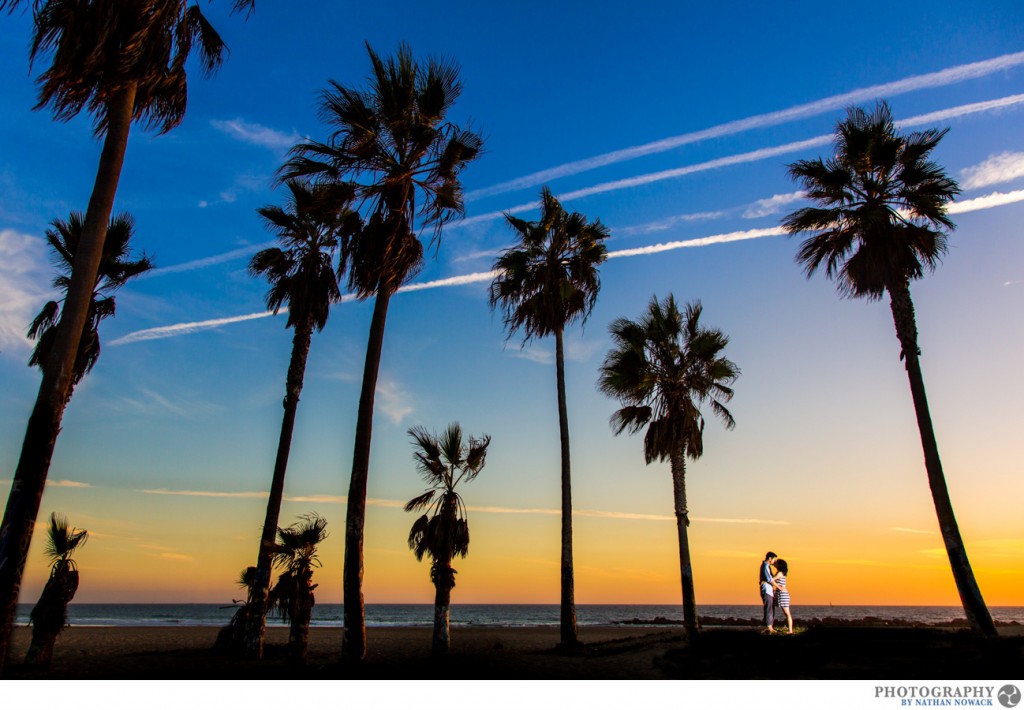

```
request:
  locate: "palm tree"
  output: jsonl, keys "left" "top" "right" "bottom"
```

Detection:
{"left": 27, "top": 211, "right": 153, "bottom": 399}
{"left": 25, "top": 513, "right": 88, "bottom": 668}
{"left": 782, "top": 101, "right": 996, "bottom": 636}
{"left": 268, "top": 513, "right": 328, "bottom": 666}
{"left": 489, "top": 186, "right": 608, "bottom": 648}
{"left": 239, "top": 180, "right": 358, "bottom": 660}
{"left": 0, "top": 0, "right": 249, "bottom": 670}
{"left": 405, "top": 423, "right": 490, "bottom": 656}
{"left": 280, "top": 42, "right": 483, "bottom": 662}
{"left": 598, "top": 295, "right": 739, "bottom": 636}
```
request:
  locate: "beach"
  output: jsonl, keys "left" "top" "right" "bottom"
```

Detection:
{"left": 4, "top": 623, "right": 1022, "bottom": 680}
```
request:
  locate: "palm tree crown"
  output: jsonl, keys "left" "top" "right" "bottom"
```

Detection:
{"left": 28, "top": 211, "right": 152, "bottom": 384}
{"left": 281, "top": 41, "right": 484, "bottom": 298}
{"left": 42, "top": 512, "right": 88, "bottom": 575}
{"left": 783, "top": 101, "right": 959, "bottom": 300}
{"left": 272, "top": 513, "right": 328, "bottom": 579}
{"left": 599, "top": 295, "right": 739, "bottom": 466}
{"left": 28, "top": 0, "right": 236, "bottom": 134}
{"left": 489, "top": 186, "right": 609, "bottom": 341}
{"left": 405, "top": 423, "right": 490, "bottom": 578}
{"left": 250, "top": 179, "right": 358, "bottom": 331}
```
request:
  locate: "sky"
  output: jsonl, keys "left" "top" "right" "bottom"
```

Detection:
{"left": 1, "top": 0, "right": 1022, "bottom": 610}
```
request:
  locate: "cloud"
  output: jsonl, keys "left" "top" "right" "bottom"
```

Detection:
{"left": 505, "top": 337, "right": 603, "bottom": 366}
{"left": 376, "top": 376, "right": 414, "bottom": 424}
{"left": 211, "top": 118, "right": 301, "bottom": 151}
{"left": 109, "top": 310, "right": 280, "bottom": 346}
{"left": 743, "top": 191, "right": 806, "bottom": 219}
{"left": 465, "top": 52, "right": 1024, "bottom": 201}
{"left": 891, "top": 527, "right": 935, "bottom": 535}
{"left": 0, "top": 228, "right": 52, "bottom": 354}
{"left": 960, "top": 151, "right": 1024, "bottom": 190}
{"left": 50, "top": 480, "right": 91, "bottom": 488}
{"left": 617, "top": 211, "right": 727, "bottom": 236}
{"left": 140, "top": 241, "right": 275, "bottom": 280}
{"left": 946, "top": 188, "right": 1024, "bottom": 214}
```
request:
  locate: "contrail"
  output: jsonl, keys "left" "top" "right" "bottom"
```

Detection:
{"left": 465, "top": 52, "right": 1024, "bottom": 201}
{"left": 139, "top": 241, "right": 275, "bottom": 280}
{"left": 109, "top": 187, "right": 1024, "bottom": 346}
{"left": 449, "top": 94, "right": 1024, "bottom": 230}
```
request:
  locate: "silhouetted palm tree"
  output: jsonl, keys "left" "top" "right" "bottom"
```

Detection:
{"left": 239, "top": 180, "right": 358, "bottom": 660}
{"left": 0, "top": 0, "right": 249, "bottom": 670}
{"left": 25, "top": 513, "right": 88, "bottom": 668}
{"left": 269, "top": 513, "right": 328, "bottom": 665}
{"left": 489, "top": 187, "right": 608, "bottom": 648}
{"left": 405, "top": 423, "right": 490, "bottom": 656}
{"left": 280, "top": 42, "right": 483, "bottom": 661}
{"left": 782, "top": 101, "right": 996, "bottom": 636}
{"left": 28, "top": 212, "right": 152, "bottom": 400}
{"left": 599, "top": 295, "right": 738, "bottom": 636}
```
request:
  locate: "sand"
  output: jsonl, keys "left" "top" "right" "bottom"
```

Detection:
{"left": 3, "top": 623, "right": 1022, "bottom": 680}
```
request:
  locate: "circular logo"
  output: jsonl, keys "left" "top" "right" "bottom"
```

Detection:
{"left": 999, "top": 685, "right": 1021, "bottom": 709}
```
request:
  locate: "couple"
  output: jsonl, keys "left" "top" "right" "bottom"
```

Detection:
{"left": 759, "top": 551, "right": 792, "bottom": 634}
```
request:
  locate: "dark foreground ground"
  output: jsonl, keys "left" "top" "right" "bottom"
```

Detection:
{"left": 3, "top": 623, "right": 1022, "bottom": 680}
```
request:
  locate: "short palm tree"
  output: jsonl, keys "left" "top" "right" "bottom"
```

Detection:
{"left": 268, "top": 513, "right": 328, "bottom": 665}
{"left": 239, "top": 180, "right": 358, "bottom": 660}
{"left": 782, "top": 101, "right": 996, "bottom": 636}
{"left": 25, "top": 513, "right": 88, "bottom": 668}
{"left": 27, "top": 211, "right": 152, "bottom": 400}
{"left": 598, "top": 295, "right": 739, "bottom": 636}
{"left": 489, "top": 186, "right": 608, "bottom": 648}
{"left": 280, "top": 42, "right": 483, "bottom": 662}
{"left": 405, "top": 423, "right": 490, "bottom": 656}
{"left": 0, "top": 0, "right": 248, "bottom": 670}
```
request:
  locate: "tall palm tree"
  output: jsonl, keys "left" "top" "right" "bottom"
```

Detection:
{"left": 24, "top": 513, "right": 88, "bottom": 668}
{"left": 782, "top": 101, "right": 996, "bottom": 636}
{"left": 489, "top": 187, "right": 609, "bottom": 648}
{"left": 268, "top": 513, "right": 328, "bottom": 666}
{"left": 280, "top": 42, "right": 483, "bottom": 662}
{"left": 27, "top": 211, "right": 153, "bottom": 399}
{"left": 239, "top": 180, "right": 358, "bottom": 660}
{"left": 405, "top": 423, "right": 490, "bottom": 656}
{"left": 598, "top": 295, "right": 738, "bottom": 636}
{"left": 0, "top": 0, "right": 249, "bottom": 671}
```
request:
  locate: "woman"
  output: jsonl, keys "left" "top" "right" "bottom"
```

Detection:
{"left": 773, "top": 559, "right": 793, "bottom": 634}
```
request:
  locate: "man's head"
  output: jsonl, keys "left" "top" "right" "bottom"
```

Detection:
{"left": 765, "top": 551, "right": 777, "bottom": 564}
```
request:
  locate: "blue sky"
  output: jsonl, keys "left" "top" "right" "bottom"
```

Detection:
{"left": 1, "top": 1, "right": 1023, "bottom": 605}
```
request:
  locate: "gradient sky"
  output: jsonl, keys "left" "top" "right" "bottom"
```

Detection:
{"left": 1, "top": 1, "right": 1022, "bottom": 609}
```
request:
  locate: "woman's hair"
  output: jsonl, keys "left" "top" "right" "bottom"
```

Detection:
{"left": 775, "top": 559, "right": 789, "bottom": 575}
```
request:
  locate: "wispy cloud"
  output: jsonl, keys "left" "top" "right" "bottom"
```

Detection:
{"left": 0, "top": 228, "right": 52, "bottom": 354}
{"left": 211, "top": 118, "right": 301, "bottom": 151}
{"left": 743, "top": 191, "right": 806, "bottom": 219}
{"left": 465, "top": 52, "right": 1024, "bottom": 201}
{"left": 111, "top": 387, "right": 222, "bottom": 418}
{"left": 377, "top": 376, "right": 414, "bottom": 424}
{"left": 891, "top": 527, "right": 935, "bottom": 535}
{"left": 617, "top": 211, "right": 727, "bottom": 236}
{"left": 961, "top": 151, "right": 1024, "bottom": 190}
{"left": 50, "top": 480, "right": 91, "bottom": 488}
{"left": 506, "top": 337, "right": 603, "bottom": 366}
{"left": 140, "top": 241, "right": 275, "bottom": 280}
{"left": 109, "top": 310, "right": 281, "bottom": 346}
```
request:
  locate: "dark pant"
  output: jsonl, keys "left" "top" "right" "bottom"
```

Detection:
{"left": 761, "top": 589, "right": 775, "bottom": 627}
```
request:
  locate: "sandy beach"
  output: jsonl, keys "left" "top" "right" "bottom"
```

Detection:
{"left": 3, "top": 623, "right": 1021, "bottom": 680}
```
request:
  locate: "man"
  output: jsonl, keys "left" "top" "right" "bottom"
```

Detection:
{"left": 760, "top": 551, "right": 779, "bottom": 633}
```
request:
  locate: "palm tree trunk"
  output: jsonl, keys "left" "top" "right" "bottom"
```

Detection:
{"left": 242, "top": 316, "right": 316, "bottom": 659}
{"left": 342, "top": 288, "right": 392, "bottom": 662}
{"left": 670, "top": 450, "right": 698, "bottom": 636}
{"left": 553, "top": 329, "right": 579, "bottom": 648}
{"left": 289, "top": 572, "right": 315, "bottom": 665}
{"left": 888, "top": 280, "right": 996, "bottom": 637}
{"left": 0, "top": 84, "right": 137, "bottom": 673}
{"left": 431, "top": 561, "right": 453, "bottom": 657}
{"left": 25, "top": 568, "right": 79, "bottom": 669}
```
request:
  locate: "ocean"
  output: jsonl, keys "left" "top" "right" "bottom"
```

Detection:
{"left": 12, "top": 603, "right": 1024, "bottom": 628}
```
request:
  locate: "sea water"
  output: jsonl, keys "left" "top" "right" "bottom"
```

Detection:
{"left": 12, "top": 603, "right": 1024, "bottom": 628}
